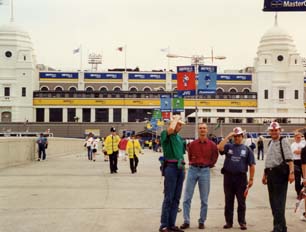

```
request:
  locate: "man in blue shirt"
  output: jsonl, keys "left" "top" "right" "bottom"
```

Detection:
{"left": 159, "top": 115, "right": 186, "bottom": 232}
{"left": 218, "top": 127, "right": 255, "bottom": 230}
{"left": 36, "top": 133, "right": 48, "bottom": 161}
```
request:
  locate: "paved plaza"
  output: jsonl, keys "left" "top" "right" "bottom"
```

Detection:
{"left": 0, "top": 148, "right": 305, "bottom": 232}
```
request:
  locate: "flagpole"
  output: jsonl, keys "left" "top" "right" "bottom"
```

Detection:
{"left": 167, "top": 46, "right": 170, "bottom": 71}
{"left": 80, "top": 44, "right": 83, "bottom": 71}
{"left": 10, "top": 0, "right": 14, "bottom": 22}
{"left": 124, "top": 44, "right": 127, "bottom": 71}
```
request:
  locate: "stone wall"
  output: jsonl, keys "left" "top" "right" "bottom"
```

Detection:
{"left": 0, "top": 137, "right": 83, "bottom": 169}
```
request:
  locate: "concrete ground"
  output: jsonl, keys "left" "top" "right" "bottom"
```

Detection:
{"left": 0, "top": 148, "right": 305, "bottom": 232}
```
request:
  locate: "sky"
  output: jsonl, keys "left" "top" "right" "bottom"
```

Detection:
{"left": 1, "top": 0, "right": 306, "bottom": 72}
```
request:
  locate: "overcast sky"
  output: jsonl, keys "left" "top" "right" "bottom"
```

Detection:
{"left": 1, "top": 0, "right": 306, "bottom": 72}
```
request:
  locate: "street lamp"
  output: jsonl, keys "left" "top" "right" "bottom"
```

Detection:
{"left": 167, "top": 53, "right": 226, "bottom": 138}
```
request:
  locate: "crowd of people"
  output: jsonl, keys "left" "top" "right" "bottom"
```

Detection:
{"left": 36, "top": 120, "right": 305, "bottom": 232}
{"left": 83, "top": 127, "right": 144, "bottom": 174}
{"left": 158, "top": 118, "right": 306, "bottom": 232}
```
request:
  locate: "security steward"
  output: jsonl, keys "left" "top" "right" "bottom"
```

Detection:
{"left": 217, "top": 127, "right": 255, "bottom": 231}
{"left": 104, "top": 127, "right": 121, "bottom": 174}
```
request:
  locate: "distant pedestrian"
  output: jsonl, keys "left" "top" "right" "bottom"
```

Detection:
{"left": 217, "top": 127, "right": 256, "bottom": 230}
{"left": 92, "top": 137, "right": 100, "bottom": 162}
{"left": 85, "top": 132, "right": 94, "bottom": 160}
{"left": 104, "top": 127, "right": 121, "bottom": 174}
{"left": 257, "top": 136, "right": 264, "bottom": 160}
{"left": 262, "top": 122, "right": 295, "bottom": 232}
{"left": 159, "top": 115, "right": 186, "bottom": 232}
{"left": 36, "top": 133, "right": 48, "bottom": 161}
{"left": 180, "top": 123, "right": 219, "bottom": 230}
{"left": 291, "top": 132, "right": 305, "bottom": 197}
{"left": 118, "top": 135, "right": 128, "bottom": 161}
{"left": 126, "top": 134, "right": 142, "bottom": 173}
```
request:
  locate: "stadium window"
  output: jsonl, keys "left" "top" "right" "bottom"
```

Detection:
{"left": 264, "top": 89, "right": 268, "bottom": 99}
{"left": 4, "top": 87, "right": 10, "bottom": 96}
{"left": 279, "top": 90, "right": 284, "bottom": 99}
{"left": 22, "top": 87, "right": 26, "bottom": 97}
{"left": 294, "top": 90, "right": 299, "bottom": 99}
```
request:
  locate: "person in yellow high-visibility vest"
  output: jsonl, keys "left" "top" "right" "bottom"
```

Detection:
{"left": 126, "top": 134, "right": 143, "bottom": 174}
{"left": 104, "top": 127, "right": 121, "bottom": 174}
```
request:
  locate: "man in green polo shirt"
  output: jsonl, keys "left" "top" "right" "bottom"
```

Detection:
{"left": 159, "top": 115, "right": 186, "bottom": 232}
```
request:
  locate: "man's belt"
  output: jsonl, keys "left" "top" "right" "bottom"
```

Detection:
{"left": 191, "top": 164, "right": 210, "bottom": 168}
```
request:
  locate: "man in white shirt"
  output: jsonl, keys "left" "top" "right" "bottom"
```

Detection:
{"left": 291, "top": 132, "right": 306, "bottom": 197}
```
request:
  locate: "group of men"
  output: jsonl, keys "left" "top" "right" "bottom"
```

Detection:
{"left": 159, "top": 116, "right": 304, "bottom": 232}
{"left": 86, "top": 127, "right": 143, "bottom": 174}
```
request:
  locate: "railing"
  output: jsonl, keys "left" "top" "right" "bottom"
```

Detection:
{"left": 33, "top": 91, "right": 257, "bottom": 100}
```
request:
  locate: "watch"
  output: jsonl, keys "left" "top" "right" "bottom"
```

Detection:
{"left": 289, "top": 171, "right": 294, "bottom": 174}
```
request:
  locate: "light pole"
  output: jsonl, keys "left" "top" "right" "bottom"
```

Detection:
{"left": 167, "top": 53, "right": 226, "bottom": 138}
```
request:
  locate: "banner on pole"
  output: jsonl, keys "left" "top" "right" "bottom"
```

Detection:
{"left": 160, "top": 94, "right": 172, "bottom": 112}
{"left": 263, "top": 0, "right": 306, "bottom": 11}
{"left": 177, "top": 66, "right": 196, "bottom": 97}
{"left": 162, "top": 112, "right": 171, "bottom": 120}
{"left": 172, "top": 94, "right": 184, "bottom": 113}
{"left": 198, "top": 65, "right": 217, "bottom": 95}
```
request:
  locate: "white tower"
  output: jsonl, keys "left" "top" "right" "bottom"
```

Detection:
{"left": 0, "top": 20, "right": 37, "bottom": 122}
{"left": 253, "top": 15, "right": 305, "bottom": 121}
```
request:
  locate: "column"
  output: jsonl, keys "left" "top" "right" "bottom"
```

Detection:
{"left": 44, "top": 108, "right": 49, "bottom": 122}
{"left": 122, "top": 108, "right": 128, "bottom": 123}
{"left": 62, "top": 108, "right": 68, "bottom": 122}
{"left": 91, "top": 108, "right": 95, "bottom": 122}
{"left": 108, "top": 108, "right": 114, "bottom": 123}
{"left": 76, "top": 108, "right": 82, "bottom": 122}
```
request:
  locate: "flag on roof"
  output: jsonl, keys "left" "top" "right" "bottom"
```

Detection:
{"left": 73, "top": 47, "right": 80, "bottom": 54}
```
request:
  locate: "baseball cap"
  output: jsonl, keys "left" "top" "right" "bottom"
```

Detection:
{"left": 268, "top": 122, "right": 281, "bottom": 130}
{"left": 110, "top": 127, "right": 116, "bottom": 132}
{"left": 233, "top": 127, "right": 245, "bottom": 135}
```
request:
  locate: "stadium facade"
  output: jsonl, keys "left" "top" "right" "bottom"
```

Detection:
{"left": 0, "top": 18, "right": 306, "bottom": 125}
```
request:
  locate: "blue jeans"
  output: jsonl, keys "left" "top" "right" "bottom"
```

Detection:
{"left": 160, "top": 163, "right": 185, "bottom": 229}
{"left": 183, "top": 166, "right": 210, "bottom": 224}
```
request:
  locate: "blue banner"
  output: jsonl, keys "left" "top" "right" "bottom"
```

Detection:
{"left": 39, "top": 72, "right": 78, "bottom": 79}
{"left": 84, "top": 72, "right": 123, "bottom": 79}
{"left": 160, "top": 94, "right": 171, "bottom": 112}
{"left": 263, "top": 0, "right": 306, "bottom": 11}
{"left": 217, "top": 74, "right": 252, "bottom": 81}
{"left": 171, "top": 74, "right": 177, "bottom": 80}
{"left": 128, "top": 73, "right": 166, "bottom": 80}
{"left": 198, "top": 65, "right": 217, "bottom": 95}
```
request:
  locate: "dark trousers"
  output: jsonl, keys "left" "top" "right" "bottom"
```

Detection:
{"left": 257, "top": 147, "right": 264, "bottom": 160}
{"left": 267, "top": 169, "right": 288, "bottom": 232}
{"left": 109, "top": 151, "right": 118, "bottom": 173}
{"left": 87, "top": 146, "right": 92, "bottom": 160}
{"left": 38, "top": 145, "right": 46, "bottom": 160}
{"left": 160, "top": 163, "right": 185, "bottom": 229}
{"left": 223, "top": 173, "right": 247, "bottom": 226}
{"left": 129, "top": 155, "right": 139, "bottom": 173}
{"left": 294, "top": 160, "right": 303, "bottom": 196}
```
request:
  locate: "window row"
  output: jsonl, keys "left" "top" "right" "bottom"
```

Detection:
{"left": 2, "top": 87, "right": 27, "bottom": 97}
{"left": 264, "top": 89, "right": 299, "bottom": 100}
{"left": 40, "top": 86, "right": 167, "bottom": 92}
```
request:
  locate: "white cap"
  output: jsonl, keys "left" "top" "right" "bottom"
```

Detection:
{"left": 268, "top": 122, "right": 281, "bottom": 130}
{"left": 233, "top": 127, "right": 245, "bottom": 135}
